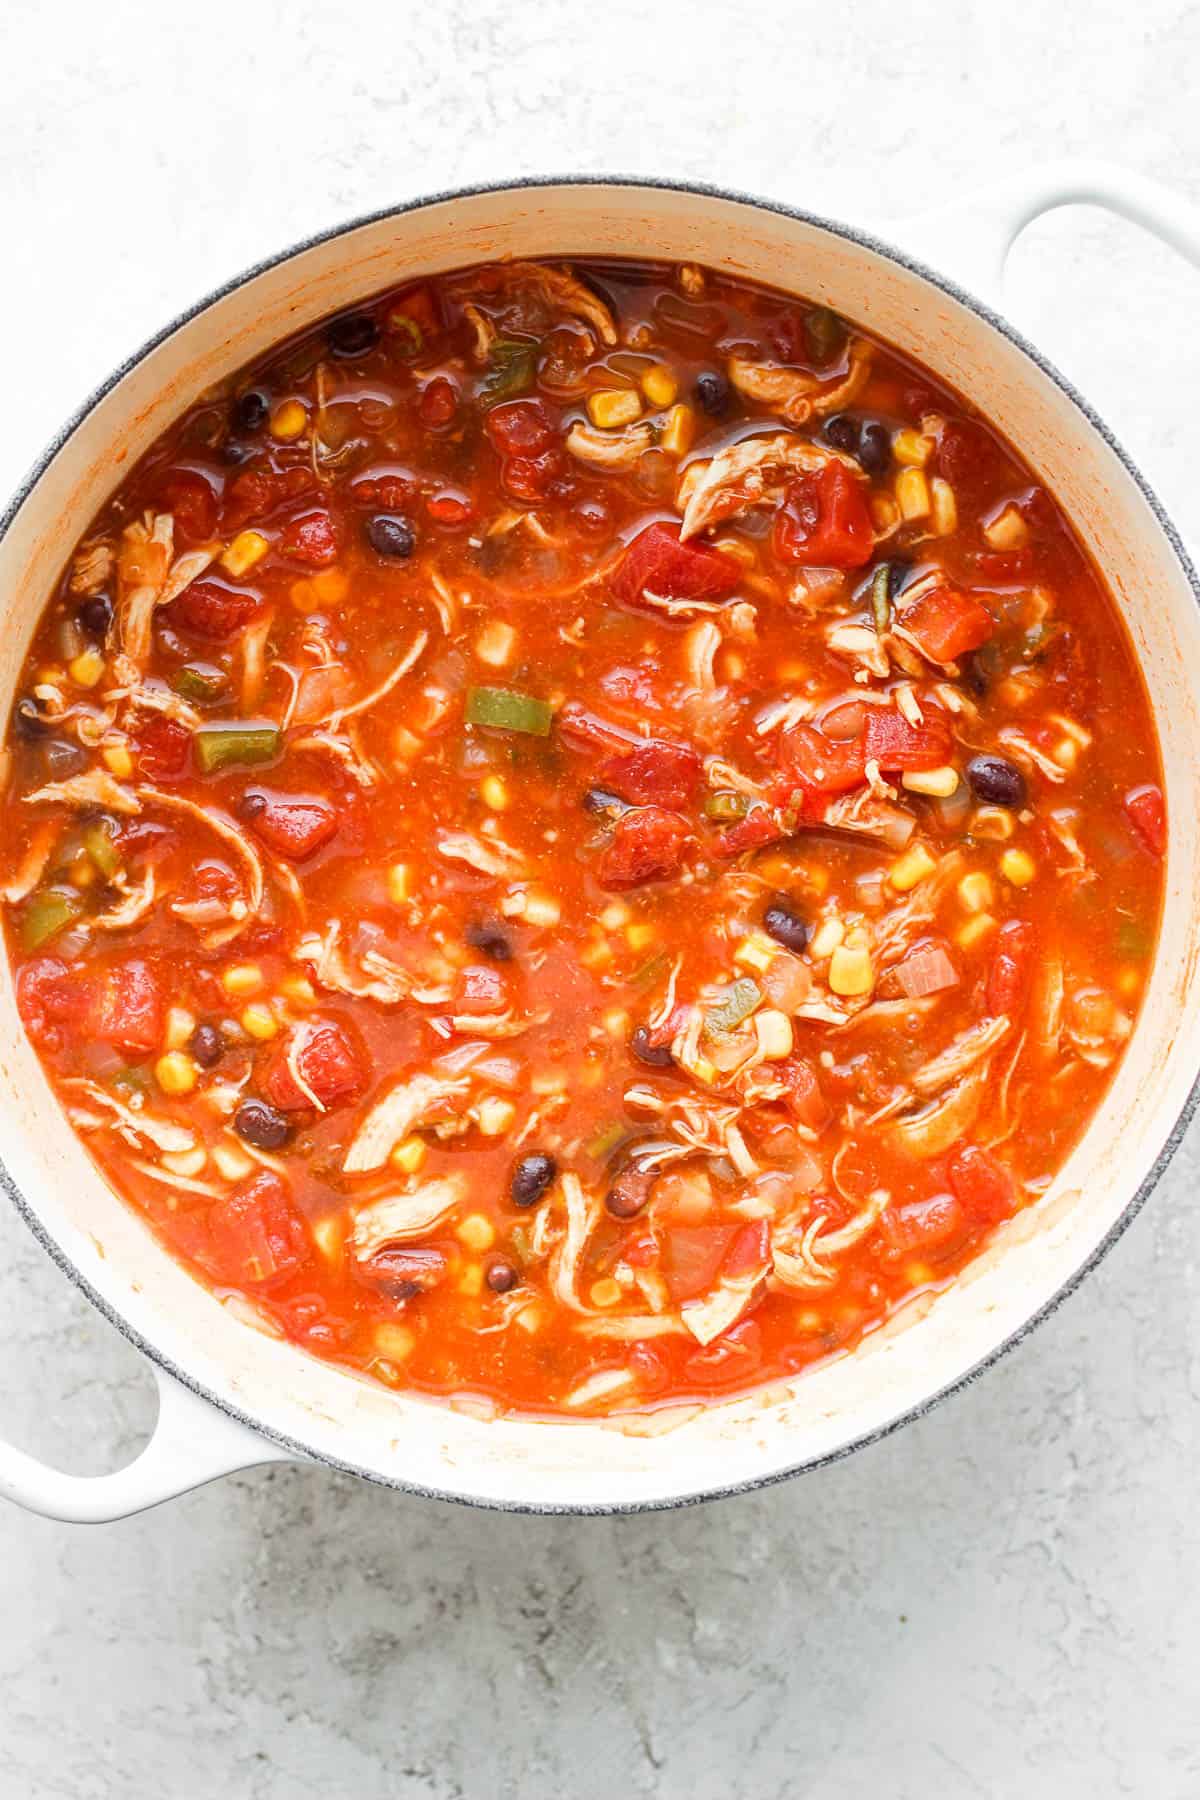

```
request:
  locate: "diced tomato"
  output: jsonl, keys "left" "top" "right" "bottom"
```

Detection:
{"left": 662, "top": 1225, "right": 736, "bottom": 1301}
{"left": 425, "top": 489, "right": 474, "bottom": 526}
{"left": 167, "top": 576, "right": 261, "bottom": 641}
{"left": 279, "top": 509, "right": 342, "bottom": 567}
{"left": 92, "top": 959, "right": 164, "bottom": 1057}
{"left": 948, "top": 1144, "right": 1017, "bottom": 1225}
{"left": 880, "top": 1192, "right": 967, "bottom": 1258}
{"left": 258, "top": 1020, "right": 365, "bottom": 1112}
{"left": 244, "top": 790, "right": 338, "bottom": 862}
{"left": 776, "top": 705, "right": 951, "bottom": 798}
{"left": 621, "top": 1228, "right": 660, "bottom": 1269}
{"left": 485, "top": 399, "right": 555, "bottom": 457}
{"left": 611, "top": 521, "right": 741, "bottom": 606}
{"left": 359, "top": 1246, "right": 448, "bottom": 1294}
{"left": 134, "top": 714, "right": 192, "bottom": 781}
{"left": 597, "top": 807, "right": 692, "bottom": 889}
{"left": 204, "top": 1170, "right": 310, "bottom": 1289}
{"left": 899, "top": 584, "right": 994, "bottom": 662}
{"left": 712, "top": 807, "right": 784, "bottom": 858}
{"left": 156, "top": 471, "right": 219, "bottom": 546}
{"left": 776, "top": 1057, "right": 830, "bottom": 1133}
{"left": 1124, "top": 784, "right": 1165, "bottom": 858}
{"left": 272, "top": 1293, "right": 346, "bottom": 1350}
{"left": 596, "top": 738, "right": 702, "bottom": 809}
{"left": 221, "top": 465, "right": 316, "bottom": 532}
{"left": 502, "top": 448, "right": 568, "bottom": 503}
{"left": 684, "top": 1318, "right": 763, "bottom": 1385}
{"left": 863, "top": 705, "right": 953, "bottom": 769}
{"left": 986, "top": 918, "right": 1035, "bottom": 1016}
{"left": 723, "top": 1218, "right": 770, "bottom": 1277}
{"left": 16, "top": 957, "right": 89, "bottom": 1051}
{"left": 347, "top": 471, "right": 417, "bottom": 511}
{"left": 455, "top": 964, "right": 510, "bottom": 1014}
{"left": 772, "top": 463, "right": 874, "bottom": 568}
{"left": 419, "top": 376, "right": 459, "bottom": 428}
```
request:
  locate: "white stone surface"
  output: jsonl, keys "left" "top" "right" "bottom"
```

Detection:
{"left": 2, "top": 2, "right": 1200, "bottom": 1793}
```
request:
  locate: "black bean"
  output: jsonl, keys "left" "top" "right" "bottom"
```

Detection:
{"left": 965, "top": 754, "right": 1027, "bottom": 810}
{"left": 510, "top": 1152, "right": 557, "bottom": 1208}
{"left": 12, "top": 697, "right": 47, "bottom": 741}
{"left": 234, "top": 1099, "right": 293, "bottom": 1151}
{"left": 629, "top": 1025, "right": 674, "bottom": 1068}
{"left": 364, "top": 513, "right": 416, "bottom": 559}
{"left": 237, "top": 790, "right": 268, "bottom": 820}
{"left": 486, "top": 1259, "right": 520, "bottom": 1294}
{"left": 823, "top": 413, "right": 860, "bottom": 456}
{"left": 233, "top": 389, "right": 270, "bottom": 433}
{"left": 694, "top": 371, "right": 730, "bottom": 417}
{"left": 78, "top": 594, "right": 113, "bottom": 638}
{"left": 886, "top": 557, "right": 914, "bottom": 598}
{"left": 188, "top": 1022, "right": 225, "bottom": 1068}
{"left": 857, "top": 420, "right": 892, "bottom": 477}
{"left": 466, "top": 919, "right": 512, "bottom": 961}
{"left": 764, "top": 901, "right": 809, "bottom": 954}
{"left": 582, "top": 787, "right": 628, "bottom": 816}
{"left": 328, "top": 312, "right": 380, "bottom": 359}
{"left": 605, "top": 1164, "right": 655, "bottom": 1220}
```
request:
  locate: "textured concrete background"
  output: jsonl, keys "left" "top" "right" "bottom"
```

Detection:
{"left": 2, "top": 2, "right": 1200, "bottom": 1794}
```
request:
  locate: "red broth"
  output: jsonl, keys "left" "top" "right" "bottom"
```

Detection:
{"left": 1, "top": 257, "right": 1163, "bottom": 1417}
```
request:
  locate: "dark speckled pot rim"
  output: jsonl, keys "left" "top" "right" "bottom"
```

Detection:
{"left": 2, "top": 173, "right": 1198, "bottom": 1518}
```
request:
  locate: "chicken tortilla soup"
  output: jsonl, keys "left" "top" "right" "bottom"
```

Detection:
{"left": 1, "top": 257, "right": 1164, "bottom": 1417}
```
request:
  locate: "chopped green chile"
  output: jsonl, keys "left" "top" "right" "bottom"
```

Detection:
{"left": 20, "top": 886, "right": 85, "bottom": 950}
{"left": 194, "top": 722, "right": 281, "bottom": 772}
{"left": 0, "top": 252, "right": 1164, "bottom": 1422}
{"left": 465, "top": 686, "right": 553, "bottom": 736}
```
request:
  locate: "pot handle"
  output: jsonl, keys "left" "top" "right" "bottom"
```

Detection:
{"left": 896, "top": 156, "right": 1200, "bottom": 308}
{"left": 0, "top": 1364, "right": 292, "bottom": 1522}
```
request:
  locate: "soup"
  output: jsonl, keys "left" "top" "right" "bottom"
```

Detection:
{"left": 0, "top": 256, "right": 1164, "bottom": 1416}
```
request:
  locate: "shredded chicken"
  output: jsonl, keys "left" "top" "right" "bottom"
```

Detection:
{"left": 342, "top": 1073, "right": 471, "bottom": 1173}
{"left": 911, "top": 1014, "right": 1010, "bottom": 1095}
{"left": 350, "top": 1176, "right": 469, "bottom": 1258}
{"left": 562, "top": 1368, "right": 637, "bottom": 1409}
{"left": 772, "top": 1190, "right": 889, "bottom": 1290}
{"left": 548, "top": 1172, "right": 600, "bottom": 1314}
{"left": 25, "top": 769, "right": 140, "bottom": 814}
{"left": 138, "top": 787, "right": 266, "bottom": 946}
{"left": 116, "top": 512, "right": 175, "bottom": 668}
{"left": 678, "top": 434, "right": 856, "bottom": 541}
{"left": 319, "top": 630, "right": 429, "bottom": 730}
{"left": 0, "top": 821, "right": 60, "bottom": 903}
{"left": 63, "top": 1078, "right": 196, "bottom": 1155}
{"left": 997, "top": 727, "right": 1068, "bottom": 784}
{"left": 68, "top": 539, "right": 114, "bottom": 598}
{"left": 89, "top": 871, "right": 158, "bottom": 932}
{"left": 565, "top": 420, "right": 654, "bottom": 471}
{"left": 892, "top": 1061, "right": 989, "bottom": 1158}
{"left": 463, "top": 303, "right": 497, "bottom": 362}
{"left": 437, "top": 830, "right": 524, "bottom": 878}
{"left": 486, "top": 261, "right": 618, "bottom": 345}
{"left": 726, "top": 338, "right": 873, "bottom": 425}
{"left": 680, "top": 1267, "right": 765, "bottom": 1345}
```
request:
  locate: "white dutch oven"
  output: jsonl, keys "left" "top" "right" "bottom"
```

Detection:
{"left": 2, "top": 164, "right": 1199, "bottom": 1521}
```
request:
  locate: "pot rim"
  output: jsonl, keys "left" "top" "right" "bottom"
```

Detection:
{"left": 2, "top": 171, "right": 1197, "bottom": 1515}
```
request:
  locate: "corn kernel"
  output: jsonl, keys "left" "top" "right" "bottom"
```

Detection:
{"left": 241, "top": 1002, "right": 279, "bottom": 1041}
{"left": 828, "top": 944, "right": 875, "bottom": 997}
{"left": 603, "top": 1007, "right": 630, "bottom": 1038}
{"left": 626, "top": 922, "right": 658, "bottom": 952}
{"left": 930, "top": 477, "right": 957, "bottom": 537}
{"left": 480, "top": 773, "right": 509, "bottom": 812}
{"left": 755, "top": 1009, "right": 794, "bottom": 1060}
{"left": 374, "top": 1323, "right": 415, "bottom": 1361}
{"left": 600, "top": 901, "right": 631, "bottom": 930}
{"left": 475, "top": 619, "right": 516, "bottom": 668}
{"left": 955, "top": 913, "right": 997, "bottom": 951}
{"left": 312, "top": 1216, "right": 344, "bottom": 1264}
{"left": 902, "top": 765, "right": 960, "bottom": 798}
{"left": 212, "top": 1142, "right": 254, "bottom": 1182}
{"left": 162, "top": 1147, "right": 207, "bottom": 1178}
{"left": 589, "top": 1278, "right": 623, "bottom": 1309}
{"left": 475, "top": 1097, "right": 516, "bottom": 1137}
{"left": 660, "top": 403, "right": 697, "bottom": 457}
{"left": 895, "top": 468, "right": 931, "bottom": 521}
{"left": 279, "top": 973, "right": 317, "bottom": 1008}
{"left": 870, "top": 494, "right": 900, "bottom": 532}
{"left": 102, "top": 743, "right": 134, "bottom": 778}
{"left": 892, "top": 428, "right": 934, "bottom": 467}
{"left": 957, "top": 871, "right": 995, "bottom": 913}
{"left": 155, "top": 1051, "right": 197, "bottom": 1096}
{"left": 387, "top": 862, "right": 411, "bottom": 904}
{"left": 587, "top": 388, "right": 642, "bottom": 430}
{"left": 642, "top": 364, "right": 679, "bottom": 407}
{"left": 390, "top": 1135, "right": 428, "bottom": 1174}
{"left": 221, "top": 963, "right": 264, "bottom": 997}
{"left": 221, "top": 530, "right": 270, "bottom": 577}
{"left": 523, "top": 891, "right": 561, "bottom": 928}
{"left": 270, "top": 399, "right": 307, "bottom": 441}
{"left": 579, "top": 939, "right": 614, "bottom": 971}
{"left": 889, "top": 844, "right": 938, "bottom": 892}
{"left": 809, "top": 917, "right": 845, "bottom": 960}
{"left": 165, "top": 1006, "right": 196, "bottom": 1051}
{"left": 734, "top": 932, "right": 777, "bottom": 975}
{"left": 68, "top": 647, "right": 105, "bottom": 689}
{"left": 1000, "top": 847, "right": 1036, "bottom": 887}
{"left": 983, "top": 503, "right": 1029, "bottom": 551}
{"left": 457, "top": 1212, "right": 496, "bottom": 1252}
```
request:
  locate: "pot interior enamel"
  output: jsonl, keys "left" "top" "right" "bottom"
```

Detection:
{"left": 2, "top": 181, "right": 1198, "bottom": 1510}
